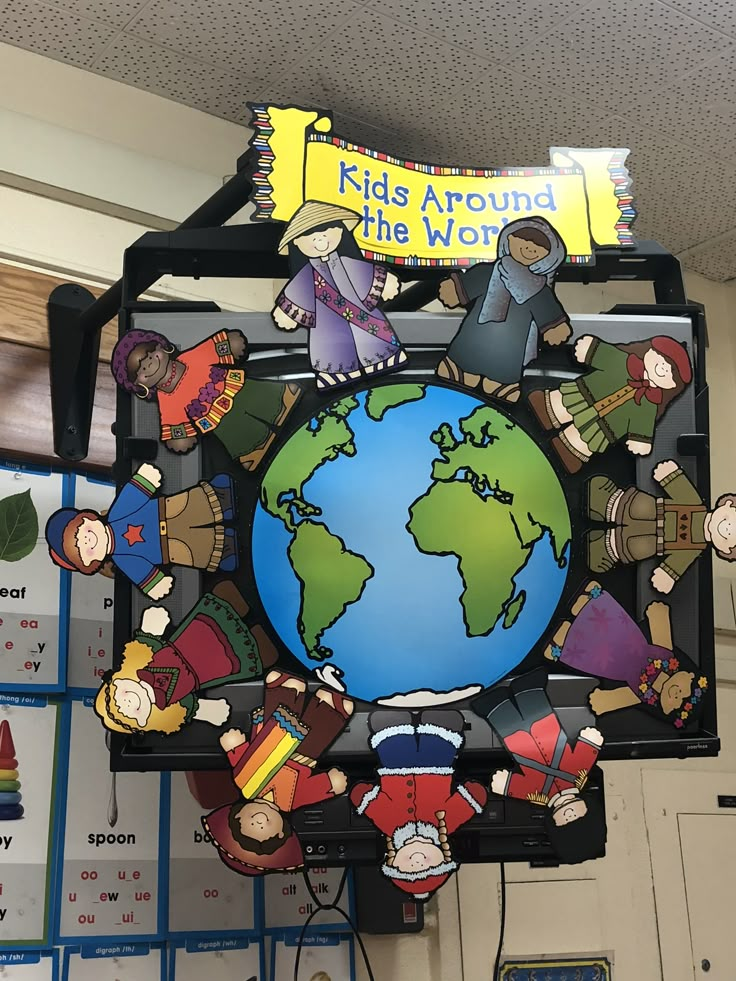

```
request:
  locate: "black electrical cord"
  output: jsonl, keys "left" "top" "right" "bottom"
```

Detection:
{"left": 293, "top": 867, "right": 375, "bottom": 981}
{"left": 492, "top": 863, "right": 507, "bottom": 980}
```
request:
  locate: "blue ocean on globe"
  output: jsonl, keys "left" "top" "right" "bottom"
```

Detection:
{"left": 252, "top": 382, "right": 571, "bottom": 705}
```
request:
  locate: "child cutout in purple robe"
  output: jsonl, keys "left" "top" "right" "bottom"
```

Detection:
{"left": 545, "top": 581, "right": 708, "bottom": 728}
{"left": 272, "top": 200, "right": 408, "bottom": 391}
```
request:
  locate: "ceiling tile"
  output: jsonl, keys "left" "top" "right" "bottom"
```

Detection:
{"left": 0, "top": 0, "right": 117, "bottom": 67}
{"left": 679, "top": 231, "right": 736, "bottom": 281}
{"left": 93, "top": 33, "right": 268, "bottom": 121}
{"left": 582, "top": 115, "right": 736, "bottom": 255}
{"left": 128, "top": 0, "right": 362, "bottom": 81}
{"left": 43, "top": 0, "right": 148, "bottom": 30}
{"left": 659, "top": 0, "right": 736, "bottom": 39}
{"left": 419, "top": 68, "right": 610, "bottom": 169}
{"left": 368, "top": 0, "right": 592, "bottom": 63}
{"left": 271, "top": 7, "right": 493, "bottom": 133}
{"left": 506, "top": 0, "right": 733, "bottom": 113}
{"left": 628, "top": 46, "right": 736, "bottom": 163}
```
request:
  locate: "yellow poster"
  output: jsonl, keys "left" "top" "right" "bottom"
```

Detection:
{"left": 249, "top": 104, "right": 635, "bottom": 267}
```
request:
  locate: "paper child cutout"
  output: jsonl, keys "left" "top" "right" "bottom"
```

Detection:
{"left": 202, "top": 671, "right": 353, "bottom": 876}
{"left": 272, "top": 200, "right": 408, "bottom": 391}
{"left": 472, "top": 668, "right": 606, "bottom": 864}
{"left": 94, "top": 581, "right": 278, "bottom": 735}
{"left": 545, "top": 582, "right": 708, "bottom": 729}
{"left": 0, "top": 720, "right": 23, "bottom": 820}
{"left": 437, "top": 217, "right": 570, "bottom": 403}
{"left": 586, "top": 462, "right": 736, "bottom": 593}
{"left": 528, "top": 334, "right": 692, "bottom": 473}
{"left": 350, "top": 709, "right": 486, "bottom": 901}
{"left": 111, "top": 327, "right": 302, "bottom": 472}
{"left": 45, "top": 465, "right": 238, "bottom": 598}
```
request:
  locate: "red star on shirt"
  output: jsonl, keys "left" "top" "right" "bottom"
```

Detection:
{"left": 123, "top": 524, "right": 145, "bottom": 546}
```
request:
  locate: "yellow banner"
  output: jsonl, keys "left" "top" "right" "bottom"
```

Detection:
{"left": 248, "top": 105, "right": 635, "bottom": 267}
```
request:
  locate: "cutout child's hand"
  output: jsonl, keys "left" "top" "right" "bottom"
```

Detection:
{"left": 438, "top": 277, "right": 460, "bottom": 308}
{"left": 168, "top": 435, "right": 198, "bottom": 454}
{"left": 653, "top": 459, "right": 679, "bottom": 483}
{"left": 382, "top": 271, "right": 400, "bottom": 302}
{"left": 226, "top": 330, "right": 248, "bottom": 359}
{"left": 328, "top": 767, "right": 348, "bottom": 795}
{"left": 579, "top": 726, "right": 604, "bottom": 746}
{"left": 219, "top": 728, "right": 247, "bottom": 752}
{"left": 573, "top": 335, "right": 594, "bottom": 363}
{"left": 136, "top": 463, "right": 163, "bottom": 488}
{"left": 147, "top": 575, "right": 174, "bottom": 600}
{"left": 651, "top": 567, "right": 676, "bottom": 594}
{"left": 544, "top": 322, "right": 572, "bottom": 346}
{"left": 625, "top": 438, "right": 653, "bottom": 457}
{"left": 491, "top": 769, "right": 510, "bottom": 796}
{"left": 140, "top": 606, "right": 171, "bottom": 637}
{"left": 273, "top": 306, "right": 299, "bottom": 331}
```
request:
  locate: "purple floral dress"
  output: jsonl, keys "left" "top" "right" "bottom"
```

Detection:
{"left": 551, "top": 587, "right": 669, "bottom": 697}
{"left": 276, "top": 253, "right": 405, "bottom": 379}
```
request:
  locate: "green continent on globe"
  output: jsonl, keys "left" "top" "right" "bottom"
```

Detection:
{"left": 407, "top": 405, "right": 571, "bottom": 638}
{"left": 259, "top": 395, "right": 373, "bottom": 660}
{"left": 364, "top": 383, "right": 427, "bottom": 421}
{"left": 288, "top": 520, "right": 374, "bottom": 661}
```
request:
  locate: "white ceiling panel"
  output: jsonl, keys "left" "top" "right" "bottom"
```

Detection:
{"left": 366, "top": 0, "right": 592, "bottom": 64}
{"left": 507, "top": 0, "right": 734, "bottom": 114}
{"left": 659, "top": 0, "right": 736, "bottom": 38}
{"left": 677, "top": 232, "right": 736, "bottom": 282}
{"left": 42, "top": 0, "right": 148, "bottom": 30}
{"left": 270, "top": 6, "right": 494, "bottom": 133}
{"left": 128, "top": 0, "right": 363, "bottom": 80}
{"left": 92, "top": 34, "right": 268, "bottom": 121}
{"left": 0, "top": 0, "right": 117, "bottom": 66}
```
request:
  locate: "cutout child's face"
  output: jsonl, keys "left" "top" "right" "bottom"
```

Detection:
{"left": 294, "top": 225, "right": 344, "bottom": 258}
{"left": 127, "top": 342, "right": 172, "bottom": 390}
{"left": 551, "top": 796, "right": 588, "bottom": 827}
{"left": 237, "top": 799, "right": 285, "bottom": 842}
{"left": 113, "top": 678, "right": 153, "bottom": 726}
{"left": 660, "top": 670, "right": 695, "bottom": 715}
{"left": 709, "top": 499, "right": 736, "bottom": 553}
{"left": 392, "top": 837, "right": 445, "bottom": 873}
{"left": 507, "top": 233, "right": 550, "bottom": 267}
{"left": 643, "top": 349, "right": 677, "bottom": 390}
{"left": 76, "top": 516, "right": 108, "bottom": 566}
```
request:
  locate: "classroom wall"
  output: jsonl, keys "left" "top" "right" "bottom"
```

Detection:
{"left": 1, "top": 44, "right": 735, "bottom": 980}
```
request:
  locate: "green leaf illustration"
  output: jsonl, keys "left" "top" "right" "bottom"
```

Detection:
{"left": 0, "top": 489, "right": 39, "bottom": 562}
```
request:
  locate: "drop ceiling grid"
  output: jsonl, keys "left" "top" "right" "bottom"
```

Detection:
{"left": 505, "top": 0, "right": 735, "bottom": 114}
{"left": 92, "top": 33, "right": 270, "bottom": 119}
{"left": 126, "top": 0, "right": 366, "bottom": 80}
{"left": 677, "top": 231, "right": 736, "bottom": 282}
{"left": 36, "top": 0, "right": 150, "bottom": 30}
{"left": 658, "top": 0, "right": 736, "bottom": 38}
{"left": 0, "top": 0, "right": 118, "bottom": 66}
{"left": 364, "top": 0, "right": 596, "bottom": 65}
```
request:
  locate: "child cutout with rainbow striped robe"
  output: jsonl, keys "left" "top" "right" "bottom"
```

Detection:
{"left": 202, "top": 671, "right": 352, "bottom": 876}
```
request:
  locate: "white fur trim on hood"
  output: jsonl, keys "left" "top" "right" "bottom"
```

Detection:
{"left": 416, "top": 722, "right": 464, "bottom": 748}
{"left": 370, "top": 724, "right": 415, "bottom": 749}
{"left": 377, "top": 766, "right": 454, "bottom": 777}
{"left": 392, "top": 821, "right": 441, "bottom": 850}
{"left": 382, "top": 860, "right": 458, "bottom": 882}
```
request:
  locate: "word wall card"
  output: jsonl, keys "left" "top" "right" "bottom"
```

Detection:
{"left": 168, "top": 939, "right": 264, "bottom": 981}
{"left": 57, "top": 698, "right": 165, "bottom": 942}
{"left": 67, "top": 475, "right": 114, "bottom": 692}
{"left": 0, "top": 951, "right": 59, "bottom": 981}
{"left": 0, "top": 465, "right": 67, "bottom": 692}
{"left": 167, "top": 772, "right": 258, "bottom": 937}
{"left": 263, "top": 868, "right": 353, "bottom": 934}
{"left": 0, "top": 697, "right": 63, "bottom": 949}
{"left": 271, "top": 934, "right": 354, "bottom": 981}
{"left": 62, "top": 945, "right": 164, "bottom": 981}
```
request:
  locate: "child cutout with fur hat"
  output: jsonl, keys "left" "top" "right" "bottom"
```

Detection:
{"left": 473, "top": 668, "right": 607, "bottom": 865}
{"left": 202, "top": 671, "right": 352, "bottom": 877}
{"left": 350, "top": 709, "right": 486, "bottom": 901}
